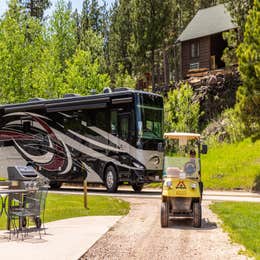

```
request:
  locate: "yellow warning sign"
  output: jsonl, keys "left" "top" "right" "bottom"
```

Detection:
{"left": 176, "top": 181, "right": 186, "bottom": 189}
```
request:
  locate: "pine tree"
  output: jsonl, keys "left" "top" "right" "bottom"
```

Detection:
{"left": 89, "top": 0, "right": 102, "bottom": 32}
{"left": 236, "top": 0, "right": 260, "bottom": 136}
{"left": 72, "top": 8, "right": 81, "bottom": 44}
{"left": 223, "top": 0, "right": 254, "bottom": 65}
{"left": 79, "top": 0, "right": 107, "bottom": 71}
{"left": 131, "top": 0, "right": 174, "bottom": 91}
{"left": 108, "top": 0, "right": 133, "bottom": 79}
{"left": 81, "top": 0, "right": 105, "bottom": 34}
{"left": 81, "top": 0, "right": 90, "bottom": 33}
{"left": 19, "top": 0, "right": 51, "bottom": 20}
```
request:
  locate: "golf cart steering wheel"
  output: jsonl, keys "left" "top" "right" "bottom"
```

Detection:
{"left": 184, "top": 161, "right": 196, "bottom": 175}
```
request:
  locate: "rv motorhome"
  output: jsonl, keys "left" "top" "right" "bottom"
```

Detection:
{"left": 0, "top": 89, "right": 164, "bottom": 192}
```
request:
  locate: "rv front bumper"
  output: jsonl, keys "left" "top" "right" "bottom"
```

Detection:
{"left": 134, "top": 170, "right": 163, "bottom": 183}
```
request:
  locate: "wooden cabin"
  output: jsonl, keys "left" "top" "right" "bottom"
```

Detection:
{"left": 177, "top": 4, "right": 237, "bottom": 79}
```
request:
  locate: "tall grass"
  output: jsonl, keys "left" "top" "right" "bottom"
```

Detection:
{"left": 202, "top": 138, "right": 260, "bottom": 190}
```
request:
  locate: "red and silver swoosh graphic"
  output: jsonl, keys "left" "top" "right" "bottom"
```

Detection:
{"left": 0, "top": 112, "right": 72, "bottom": 174}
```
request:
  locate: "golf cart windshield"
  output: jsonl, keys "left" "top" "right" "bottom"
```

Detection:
{"left": 164, "top": 156, "right": 200, "bottom": 179}
{"left": 163, "top": 132, "right": 201, "bottom": 179}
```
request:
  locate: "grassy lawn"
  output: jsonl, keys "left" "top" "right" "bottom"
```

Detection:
{"left": 147, "top": 138, "right": 260, "bottom": 190}
{"left": 201, "top": 138, "right": 260, "bottom": 190}
{"left": 0, "top": 193, "right": 130, "bottom": 230}
{"left": 144, "top": 183, "right": 162, "bottom": 189}
{"left": 210, "top": 202, "right": 260, "bottom": 259}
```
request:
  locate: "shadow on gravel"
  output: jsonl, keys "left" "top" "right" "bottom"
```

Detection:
{"left": 58, "top": 187, "right": 161, "bottom": 195}
{"left": 167, "top": 218, "right": 217, "bottom": 230}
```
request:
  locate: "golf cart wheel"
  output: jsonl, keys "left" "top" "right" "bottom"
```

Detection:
{"left": 105, "top": 166, "right": 118, "bottom": 193}
{"left": 161, "top": 201, "right": 169, "bottom": 228}
{"left": 132, "top": 183, "right": 144, "bottom": 193}
{"left": 35, "top": 217, "right": 42, "bottom": 229}
{"left": 192, "top": 202, "right": 202, "bottom": 228}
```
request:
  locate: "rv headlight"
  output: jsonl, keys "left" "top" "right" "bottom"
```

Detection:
{"left": 133, "top": 162, "right": 144, "bottom": 169}
{"left": 154, "top": 156, "right": 160, "bottom": 165}
{"left": 149, "top": 156, "right": 160, "bottom": 165}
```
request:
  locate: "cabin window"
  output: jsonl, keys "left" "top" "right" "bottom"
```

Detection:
{"left": 189, "top": 62, "right": 200, "bottom": 70}
{"left": 190, "top": 41, "right": 199, "bottom": 58}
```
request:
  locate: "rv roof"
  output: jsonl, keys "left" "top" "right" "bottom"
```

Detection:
{"left": 164, "top": 132, "right": 201, "bottom": 140}
{"left": 0, "top": 90, "right": 162, "bottom": 115}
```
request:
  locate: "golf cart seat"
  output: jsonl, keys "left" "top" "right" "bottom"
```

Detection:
{"left": 166, "top": 167, "right": 182, "bottom": 178}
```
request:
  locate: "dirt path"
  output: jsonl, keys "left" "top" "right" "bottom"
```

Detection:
{"left": 81, "top": 198, "right": 248, "bottom": 260}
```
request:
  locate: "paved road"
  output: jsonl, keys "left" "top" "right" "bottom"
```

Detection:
{"left": 53, "top": 186, "right": 260, "bottom": 203}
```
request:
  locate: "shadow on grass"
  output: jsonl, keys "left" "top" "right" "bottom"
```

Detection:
{"left": 252, "top": 174, "right": 260, "bottom": 192}
{"left": 166, "top": 217, "right": 217, "bottom": 230}
{"left": 251, "top": 133, "right": 260, "bottom": 142}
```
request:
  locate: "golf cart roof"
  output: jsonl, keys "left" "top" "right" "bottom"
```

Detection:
{"left": 164, "top": 132, "right": 201, "bottom": 140}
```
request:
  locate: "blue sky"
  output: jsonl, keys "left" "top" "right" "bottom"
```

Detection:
{"left": 0, "top": 0, "right": 114, "bottom": 16}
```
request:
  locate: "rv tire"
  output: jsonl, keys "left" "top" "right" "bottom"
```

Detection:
{"left": 105, "top": 166, "right": 118, "bottom": 193}
{"left": 132, "top": 183, "right": 144, "bottom": 192}
{"left": 49, "top": 181, "right": 62, "bottom": 189}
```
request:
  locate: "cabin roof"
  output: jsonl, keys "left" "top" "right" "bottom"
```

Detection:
{"left": 177, "top": 4, "right": 237, "bottom": 42}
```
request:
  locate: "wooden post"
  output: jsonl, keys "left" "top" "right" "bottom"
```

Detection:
{"left": 83, "top": 178, "right": 88, "bottom": 209}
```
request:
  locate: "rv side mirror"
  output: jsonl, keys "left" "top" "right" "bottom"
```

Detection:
{"left": 201, "top": 144, "right": 208, "bottom": 154}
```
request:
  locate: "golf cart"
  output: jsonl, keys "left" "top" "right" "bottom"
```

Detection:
{"left": 161, "top": 132, "right": 207, "bottom": 228}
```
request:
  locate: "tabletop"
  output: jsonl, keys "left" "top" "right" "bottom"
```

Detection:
{"left": 0, "top": 189, "right": 28, "bottom": 195}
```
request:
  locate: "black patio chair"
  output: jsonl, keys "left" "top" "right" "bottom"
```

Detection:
{"left": 9, "top": 186, "right": 48, "bottom": 239}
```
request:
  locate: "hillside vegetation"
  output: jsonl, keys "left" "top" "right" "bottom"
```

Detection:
{"left": 202, "top": 139, "right": 260, "bottom": 190}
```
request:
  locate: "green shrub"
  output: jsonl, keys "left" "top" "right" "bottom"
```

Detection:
{"left": 164, "top": 83, "right": 200, "bottom": 133}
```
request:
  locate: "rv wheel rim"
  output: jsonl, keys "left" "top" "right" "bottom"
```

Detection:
{"left": 106, "top": 171, "right": 114, "bottom": 188}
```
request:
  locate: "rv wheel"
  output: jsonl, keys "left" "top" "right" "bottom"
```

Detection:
{"left": 49, "top": 181, "right": 62, "bottom": 189}
{"left": 105, "top": 166, "right": 118, "bottom": 193}
{"left": 192, "top": 202, "right": 202, "bottom": 228}
{"left": 132, "top": 183, "right": 144, "bottom": 192}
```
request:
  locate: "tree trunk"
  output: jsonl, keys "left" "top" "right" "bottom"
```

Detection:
{"left": 163, "top": 48, "right": 169, "bottom": 87}
{"left": 151, "top": 49, "right": 155, "bottom": 92}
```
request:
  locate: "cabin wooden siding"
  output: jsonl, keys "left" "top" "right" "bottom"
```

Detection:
{"left": 181, "top": 36, "right": 211, "bottom": 78}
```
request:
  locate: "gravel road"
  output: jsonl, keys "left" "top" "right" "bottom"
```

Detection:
{"left": 81, "top": 198, "right": 248, "bottom": 260}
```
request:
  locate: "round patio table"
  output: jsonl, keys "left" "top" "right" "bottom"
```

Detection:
{"left": 0, "top": 189, "right": 28, "bottom": 229}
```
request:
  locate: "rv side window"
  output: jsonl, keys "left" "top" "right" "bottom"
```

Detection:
{"left": 96, "top": 110, "right": 109, "bottom": 131}
{"left": 111, "top": 111, "right": 118, "bottom": 135}
{"left": 119, "top": 115, "right": 129, "bottom": 141}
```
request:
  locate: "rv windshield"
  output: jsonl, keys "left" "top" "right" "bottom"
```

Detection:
{"left": 136, "top": 94, "right": 163, "bottom": 140}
